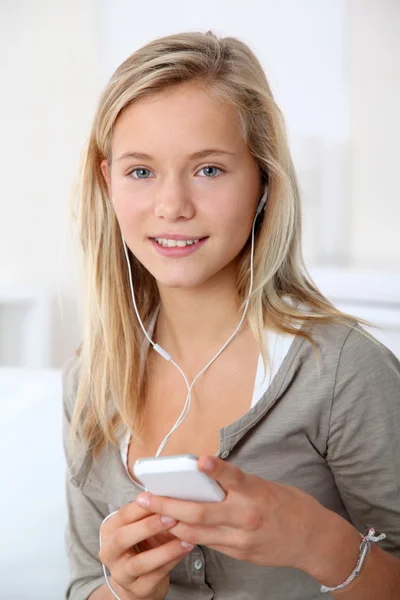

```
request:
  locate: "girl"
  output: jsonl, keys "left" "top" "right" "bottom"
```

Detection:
{"left": 63, "top": 31, "right": 400, "bottom": 600}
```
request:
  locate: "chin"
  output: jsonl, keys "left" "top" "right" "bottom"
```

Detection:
{"left": 137, "top": 248, "right": 238, "bottom": 291}
{"left": 154, "top": 272, "right": 209, "bottom": 290}
{"left": 149, "top": 263, "right": 218, "bottom": 291}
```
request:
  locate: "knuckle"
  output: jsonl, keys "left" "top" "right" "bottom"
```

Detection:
{"left": 234, "top": 464, "right": 245, "bottom": 481}
{"left": 98, "top": 547, "right": 108, "bottom": 565}
{"left": 242, "top": 507, "right": 262, "bottom": 531}
{"left": 180, "top": 529, "right": 198, "bottom": 545}
{"left": 192, "top": 505, "right": 206, "bottom": 522}
{"left": 129, "top": 552, "right": 142, "bottom": 577}
{"left": 112, "top": 528, "right": 126, "bottom": 551}
{"left": 119, "top": 501, "right": 137, "bottom": 521}
{"left": 118, "top": 503, "right": 130, "bottom": 521}
{"left": 113, "top": 564, "right": 130, "bottom": 588}
{"left": 229, "top": 465, "right": 245, "bottom": 489}
{"left": 236, "top": 531, "right": 252, "bottom": 552}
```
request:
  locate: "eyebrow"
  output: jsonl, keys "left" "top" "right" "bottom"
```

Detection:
{"left": 117, "top": 148, "right": 236, "bottom": 162}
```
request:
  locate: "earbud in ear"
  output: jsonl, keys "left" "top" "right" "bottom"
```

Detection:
{"left": 255, "top": 184, "right": 268, "bottom": 216}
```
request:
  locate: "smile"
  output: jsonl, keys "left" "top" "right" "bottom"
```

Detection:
{"left": 149, "top": 236, "right": 209, "bottom": 257}
{"left": 154, "top": 237, "right": 201, "bottom": 247}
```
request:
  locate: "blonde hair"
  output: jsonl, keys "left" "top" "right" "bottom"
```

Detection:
{"left": 68, "top": 30, "right": 373, "bottom": 463}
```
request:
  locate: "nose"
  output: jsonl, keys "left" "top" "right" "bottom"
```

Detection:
{"left": 153, "top": 180, "right": 195, "bottom": 222}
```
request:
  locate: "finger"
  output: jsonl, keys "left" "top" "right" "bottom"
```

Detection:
{"left": 197, "top": 455, "right": 247, "bottom": 491}
{"left": 116, "top": 538, "right": 194, "bottom": 589}
{"left": 136, "top": 491, "right": 235, "bottom": 528}
{"left": 153, "top": 531, "right": 177, "bottom": 544}
{"left": 139, "top": 530, "right": 176, "bottom": 551}
{"left": 130, "top": 551, "right": 188, "bottom": 598}
{"left": 101, "top": 501, "right": 153, "bottom": 537}
{"left": 100, "top": 513, "right": 177, "bottom": 564}
{"left": 169, "top": 521, "right": 231, "bottom": 547}
{"left": 139, "top": 537, "right": 160, "bottom": 552}
{"left": 206, "top": 542, "right": 243, "bottom": 561}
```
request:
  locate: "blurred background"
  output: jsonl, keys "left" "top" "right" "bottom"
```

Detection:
{"left": 0, "top": 1, "right": 399, "bottom": 598}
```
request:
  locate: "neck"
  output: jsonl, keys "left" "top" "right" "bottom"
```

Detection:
{"left": 154, "top": 263, "right": 251, "bottom": 365}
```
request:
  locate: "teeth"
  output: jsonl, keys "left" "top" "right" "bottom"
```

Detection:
{"left": 154, "top": 238, "right": 201, "bottom": 247}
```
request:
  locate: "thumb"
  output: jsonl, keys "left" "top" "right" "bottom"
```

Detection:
{"left": 197, "top": 455, "right": 246, "bottom": 491}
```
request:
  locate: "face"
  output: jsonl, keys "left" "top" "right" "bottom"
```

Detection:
{"left": 101, "top": 82, "right": 263, "bottom": 291}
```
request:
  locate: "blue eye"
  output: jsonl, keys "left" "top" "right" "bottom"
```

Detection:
{"left": 198, "top": 166, "right": 221, "bottom": 178}
{"left": 130, "top": 168, "right": 153, "bottom": 179}
{"left": 128, "top": 165, "right": 223, "bottom": 179}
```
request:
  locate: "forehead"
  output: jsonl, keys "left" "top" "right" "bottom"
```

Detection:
{"left": 111, "top": 83, "right": 246, "bottom": 157}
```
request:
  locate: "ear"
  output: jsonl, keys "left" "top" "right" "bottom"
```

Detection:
{"left": 100, "top": 158, "right": 112, "bottom": 197}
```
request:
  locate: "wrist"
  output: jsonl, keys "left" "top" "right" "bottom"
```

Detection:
{"left": 108, "top": 576, "right": 164, "bottom": 600}
{"left": 108, "top": 577, "right": 135, "bottom": 600}
{"left": 298, "top": 507, "right": 362, "bottom": 586}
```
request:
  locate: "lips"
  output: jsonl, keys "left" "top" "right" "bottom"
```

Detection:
{"left": 149, "top": 234, "right": 207, "bottom": 241}
{"left": 149, "top": 236, "right": 209, "bottom": 257}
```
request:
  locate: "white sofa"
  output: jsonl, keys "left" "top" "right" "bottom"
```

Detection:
{"left": 0, "top": 367, "right": 69, "bottom": 599}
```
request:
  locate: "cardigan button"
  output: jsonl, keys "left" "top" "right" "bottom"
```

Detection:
{"left": 193, "top": 558, "right": 203, "bottom": 570}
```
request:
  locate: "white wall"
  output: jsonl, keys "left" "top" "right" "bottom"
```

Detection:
{"left": 0, "top": 0, "right": 101, "bottom": 365}
{"left": 100, "top": 0, "right": 348, "bottom": 141}
{"left": 348, "top": 0, "right": 400, "bottom": 270}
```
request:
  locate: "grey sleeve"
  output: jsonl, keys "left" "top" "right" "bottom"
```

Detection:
{"left": 327, "top": 325, "right": 400, "bottom": 557}
{"left": 62, "top": 355, "right": 108, "bottom": 599}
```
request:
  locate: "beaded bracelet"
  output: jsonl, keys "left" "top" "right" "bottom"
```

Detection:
{"left": 320, "top": 528, "right": 386, "bottom": 594}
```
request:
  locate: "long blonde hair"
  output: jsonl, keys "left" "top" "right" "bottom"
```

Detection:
{"left": 68, "top": 30, "right": 372, "bottom": 463}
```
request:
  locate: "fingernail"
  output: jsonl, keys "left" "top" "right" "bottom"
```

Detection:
{"left": 161, "top": 516, "right": 175, "bottom": 525}
{"left": 181, "top": 541, "right": 195, "bottom": 550}
{"left": 136, "top": 494, "right": 150, "bottom": 508}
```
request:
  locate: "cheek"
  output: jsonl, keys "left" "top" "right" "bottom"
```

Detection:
{"left": 215, "top": 205, "right": 254, "bottom": 251}
{"left": 113, "top": 196, "right": 146, "bottom": 239}
{"left": 111, "top": 175, "right": 149, "bottom": 219}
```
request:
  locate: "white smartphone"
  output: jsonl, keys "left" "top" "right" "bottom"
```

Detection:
{"left": 133, "top": 454, "right": 226, "bottom": 502}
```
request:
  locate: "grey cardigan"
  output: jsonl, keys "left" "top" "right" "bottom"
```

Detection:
{"left": 62, "top": 321, "right": 400, "bottom": 599}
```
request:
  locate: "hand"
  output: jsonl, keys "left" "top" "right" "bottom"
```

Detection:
{"left": 98, "top": 501, "right": 195, "bottom": 599}
{"left": 135, "top": 455, "right": 332, "bottom": 573}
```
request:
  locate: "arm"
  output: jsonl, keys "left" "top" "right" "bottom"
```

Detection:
{"left": 303, "top": 325, "right": 400, "bottom": 597}
{"left": 62, "top": 355, "right": 109, "bottom": 600}
{"left": 88, "top": 582, "right": 122, "bottom": 599}
{"left": 88, "top": 579, "right": 153, "bottom": 600}
{"left": 303, "top": 502, "right": 400, "bottom": 598}
{"left": 89, "top": 585, "right": 112, "bottom": 599}
{"left": 64, "top": 475, "right": 111, "bottom": 599}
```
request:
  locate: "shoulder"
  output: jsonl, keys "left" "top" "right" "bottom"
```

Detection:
{"left": 306, "top": 317, "right": 388, "bottom": 355}
{"left": 283, "top": 297, "right": 379, "bottom": 364}
{"left": 304, "top": 318, "right": 400, "bottom": 388}
{"left": 299, "top": 318, "right": 399, "bottom": 379}
{"left": 335, "top": 323, "right": 400, "bottom": 388}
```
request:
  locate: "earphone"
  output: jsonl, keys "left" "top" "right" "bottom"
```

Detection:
{"left": 100, "top": 184, "right": 268, "bottom": 599}
{"left": 255, "top": 184, "right": 268, "bottom": 216}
